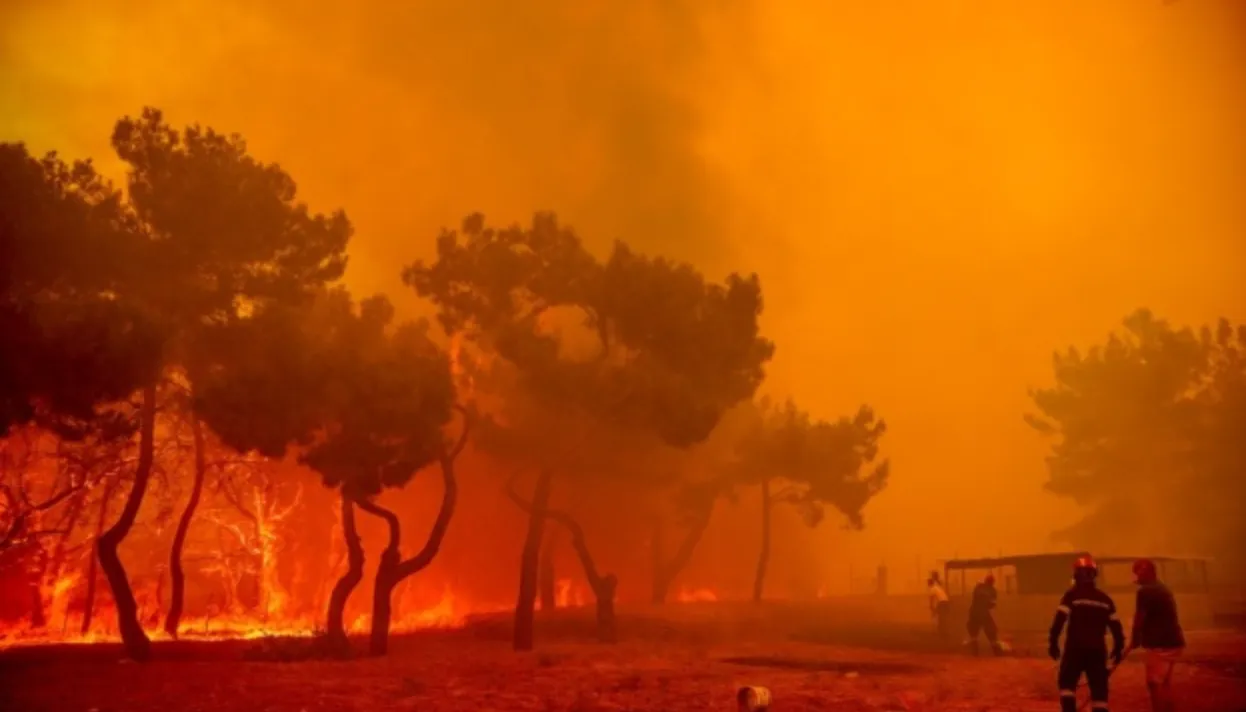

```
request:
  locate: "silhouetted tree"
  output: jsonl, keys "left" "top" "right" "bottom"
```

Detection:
{"left": 193, "top": 289, "right": 464, "bottom": 655}
{"left": 0, "top": 143, "right": 162, "bottom": 441}
{"left": 721, "top": 399, "right": 890, "bottom": 601}
{"left": 1027, "top": 309, "right": 1246, "bottom": 568}
{"left": 405, "top": 212, "right": 774, "bottom": 649}
{"left": 79, "top": 107, "right": 352, "bottom": 660}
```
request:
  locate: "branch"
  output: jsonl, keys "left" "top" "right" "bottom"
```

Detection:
{"left": 446, "top": 404, "right": 474, "bottom": 461}
{"left": 354, "top": 496, "right": 401, "bottom": 556}
{"left": 21, "top": 528, "right": 70, "bottom": 539}
{"left": 217, "top": 474, "right": 258, "bottom": 524}
{"left": 769, "top": 484, "right": 804, "bottom": 508}
{"left": 660, "top": 498, "right": 715, "bottom": 579}
{"left": 394, "top": 452, "right": 459, "bottom": 579}
{"left": 505, "top": 473, "right": 604, "bottom": 589}
{"left": 0, "top": 512, "right": 27, "bottom": 551}
{"left": 271, "top": 484, "right": 304, "bottom": 522}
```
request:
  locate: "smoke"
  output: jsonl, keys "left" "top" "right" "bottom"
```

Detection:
{"left": 2, "top": 0, "right": 1244, "bottom": 587}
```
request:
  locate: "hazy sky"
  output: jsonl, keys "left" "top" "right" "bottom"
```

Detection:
{"left": 3, "top": 0, "right": 1243, "bottom": 576}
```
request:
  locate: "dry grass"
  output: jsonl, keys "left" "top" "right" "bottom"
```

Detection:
{"left": 1, "top": 605, "right": 1243, "bottom": 712}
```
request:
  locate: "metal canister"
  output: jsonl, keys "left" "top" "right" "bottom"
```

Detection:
{"left": 737, "top": 685, "right": 771, "bottom": 711}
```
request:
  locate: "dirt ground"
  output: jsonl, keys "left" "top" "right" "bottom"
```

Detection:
{"left": 2, "top": 606, "right": 1244, "bottom": 712}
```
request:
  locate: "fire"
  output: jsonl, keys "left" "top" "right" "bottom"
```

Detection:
{"left": 554, "top": 578, "right": 589, "bottom": 608}
{"left": 0, "top": 577, "right": 479, "bottom": 650}
{"left": 675, "top": 587, "right": 718, "bottom": 603}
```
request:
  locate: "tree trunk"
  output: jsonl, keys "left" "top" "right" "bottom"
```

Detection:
{"left": 361, "top": 451, "right": 459, "bottom": 657}
{"left": 513, "top": 470, "right": 552, "bottom": 652}
{"left": 651, "top": 504, "right": 714, "bottom": 604}
{"left": 593, "top": 575, "right": 618, "bottom": 643}
{"left": 96, "top": 382, "right": 157, "bottom": 661}
{"left": 369, "top": 536, "right": 400, "bottom": 657}
{"left": 325, "top": 495, "right": 364, "bottom": 654}
{"left": 82, "top": 478, "right": 119, "bottom": 635}
{"left": 164, "top": 411, "right": 207, "bottom": 638}
{"left": 538, "top": 530, "right": 556, "bottom": 612}
{"left": 752, "top": 477, "right": 771, "bottom": 603}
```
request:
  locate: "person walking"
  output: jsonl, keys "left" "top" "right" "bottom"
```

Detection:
{"left": 966, "top": 573, "right": 1002, "bottom": 655}
{"left": 1127, "top": 558, "right": 1186, "bottom": 712}
{"left": 928, "top": 571, "right": 951, "bottom": 641}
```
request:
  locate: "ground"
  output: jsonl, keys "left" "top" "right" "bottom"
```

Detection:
{"left": 2, "top": 605, "right": 1244, "bottom": 712}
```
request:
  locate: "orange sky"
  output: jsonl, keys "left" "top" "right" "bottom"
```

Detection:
{"left": 3, "top": 0, "right": 1243, "bottom": 580}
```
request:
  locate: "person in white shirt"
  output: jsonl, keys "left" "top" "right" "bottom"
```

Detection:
{"left": 928, "top": 571, "right": 951, "bottom": 640}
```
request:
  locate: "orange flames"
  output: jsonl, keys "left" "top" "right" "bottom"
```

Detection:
{"left": 675, "top": 587, "right": 718, "bottom": 603}
{"left": 0, "top": 575, "right": 481, "bottom": 650}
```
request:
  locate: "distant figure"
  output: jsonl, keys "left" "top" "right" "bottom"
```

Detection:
{"left": 928, "top": 571, "right": 951, "bottom": 640}
{"left": 1128, "top": 558, "right": 1186, "bottom": 712}
{"left": 1048, "top": 555, "right": 1125, "bottom": 712}
{"left": 966, "top": 573, "right": 1002, "bottom": 655}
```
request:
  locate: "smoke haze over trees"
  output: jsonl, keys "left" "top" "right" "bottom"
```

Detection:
{"left": 1, "top": 5, "right": 1243, "bottom": 656}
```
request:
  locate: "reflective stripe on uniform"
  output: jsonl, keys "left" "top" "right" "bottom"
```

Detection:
{"left": 1091, "top": 704, "right": 1109, "bottom": 711}
{"left": 1057, "top": 605, "right": 1070, "bottom": 614}
{"left": 1059, "top": 690, "right": 1076, "bottom": 697}
{"left": 1109, "top": 613, "right": 1120, "bottom": 621}
{"left": 1072, "top": 599, "right": 1111, "bottom": 609}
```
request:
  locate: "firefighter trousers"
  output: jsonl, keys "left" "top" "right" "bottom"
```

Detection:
{"left": 1058, "top": 647, "right": 1109, "bottom": 712}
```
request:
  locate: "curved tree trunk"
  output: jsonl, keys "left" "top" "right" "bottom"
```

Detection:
{"left": 752, "top": 477, "right": 771, "bottom": 603}
{"left": 360, "top": 450, "right": 460, "bottom": 656}
{"left": 164, "top": 411, "right": 207, "bottom": 638}
{"left": 507, "top": 475, "right": 616, "bottom": 643}
{"left": 96, "top": 383, "right": 157, "bottom": 661}
{"left": 82, "top": 478, "right": 119, "bottom": 635}
{"left": 651, "top": 503, "right": 714, "bottom": 604}
{"left": 325, "top": 494, "right": 363, "bottom": 654}
{"left": 513, "top": 470, "right": 552, "bottom": 652}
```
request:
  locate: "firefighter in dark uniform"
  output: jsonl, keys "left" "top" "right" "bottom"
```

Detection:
{"left": 1048, "top": 555, "right": 1125, "bottom": 712}
{"left": 966, "top": 573, "right": 1002, "bottom": 655}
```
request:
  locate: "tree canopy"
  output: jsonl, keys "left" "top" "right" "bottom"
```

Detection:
{"left": 111, "top": 108, "right": 351, "bottom": 327}
{"left": 193, "top": 288, "right": 456, "bottom": 499}
{"left": 404, "top": 212, "right": 774, "bottom": 450}
{"left": 0, "top": 143, "right": 162, "bottom": 437}
{"left": 1027, "top": 309, "right": 1246, "bottom": 562}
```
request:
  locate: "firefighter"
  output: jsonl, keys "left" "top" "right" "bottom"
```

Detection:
{"left": 928, "top": 571, "right": 951, "bottom": 640}
{"left": 1127, "top": 558, "right": 1185, "bottom": 712}
{"left": 966, "top": 573, "right": 1002, "bottom": 655}
{"left": 1049, "top": 555, "right": 1125, "bottom": 712}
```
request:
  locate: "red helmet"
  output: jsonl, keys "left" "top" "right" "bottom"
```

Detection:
{"left": 1133, "top": 558, "right": 1157, "bottom": 584}
{"left": 984, "top": 573, "right": 996, "bottom": 586}
{"left": 1073, "top": 554, "right": 1098, "bottom": 582}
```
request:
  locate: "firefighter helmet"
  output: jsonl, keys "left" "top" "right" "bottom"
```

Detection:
{"left": 1073, "top": 554, "right": 1098, "bottom": 582}
{"left": 983, "top": 573, "right": 996, "bottom": 586}
{"left": 1133, "top": 558, "right": 1158, "bottom": 584}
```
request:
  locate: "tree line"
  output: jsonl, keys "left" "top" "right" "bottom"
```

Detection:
{"left": 3, "top": 109, "right": 1240, "bottom": 662}
{"left": 1, "top": 109, "right": 894, "bottom": 660}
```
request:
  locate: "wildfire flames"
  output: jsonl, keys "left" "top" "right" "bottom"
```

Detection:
{"left": 0, "top": 423, "right": 513, "bottom": 651}
{"left": 1, "top": 417, "right": 731, "bottom": 654}
{"left": 0, "top": 570, "right": 487, "bottom": 650}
